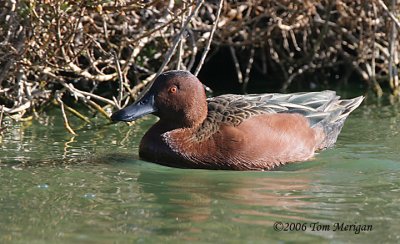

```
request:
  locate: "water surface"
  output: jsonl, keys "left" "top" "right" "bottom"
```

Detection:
{"left": 0, "top": 101, "right": 399, "bottom": 243}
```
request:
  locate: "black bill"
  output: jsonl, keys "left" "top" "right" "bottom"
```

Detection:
{"left": 111, "top": 93, "right": 156, "bottom": 122}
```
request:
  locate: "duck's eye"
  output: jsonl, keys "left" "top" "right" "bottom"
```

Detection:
{"left": 168, "top": 86, "right": 177, "bottom": 94}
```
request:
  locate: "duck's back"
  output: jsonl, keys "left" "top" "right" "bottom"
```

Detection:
{"left": 197, "top": 90, "right": 363, "bottom": 149}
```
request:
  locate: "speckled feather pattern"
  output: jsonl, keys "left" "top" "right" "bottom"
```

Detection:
{"left": 193, "top": 91, "right": 363, "bottom": 145}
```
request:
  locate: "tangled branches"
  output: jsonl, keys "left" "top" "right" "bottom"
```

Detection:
{"left": 213, "top": 0, "right": 400, "bottom": 95}
{"left": 0, "top": 0, "right": 220, "bottom": 129}
{"left": 0, "top": 0, "right": 400, "bottom": 132}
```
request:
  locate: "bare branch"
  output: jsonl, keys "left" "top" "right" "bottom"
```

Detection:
{"left": 194, "top": 0, "right": 224, "bottom": 76}
{"left": 56, "top": 95, "right": 77, "bottom": 135}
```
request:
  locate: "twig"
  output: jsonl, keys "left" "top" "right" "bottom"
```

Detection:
{"left": 0, "top": 5, "right": 26, "bottom": 86}
{"left": 342, "top": 49, "right": 382, "bottom": 96}
{"left": 47, "top": 69, "right": 117, "bottom": 107}
{"left": 52, "top": 99, "right": 91, "bottom": 123}
{"left": 242, "top": 47, "right": 255, "bottom": 93}
{"left": 131, "top": 73, "right": 156, "bottom": 97}
{"left": 123, "top": 36, "right": 152, "bottom": 74}
{"left": 0, "top": 105, "right": 6, "bottom": 135}
{"left": 56, "top": 95, "right": 77, "bottom": 135}
{"left": 112, "top": 50, "right": 124, "bottom": 108}
{"left": 229, "top": 45, "right": 243, "bottom": 83}
{"left": 87, "top": 100, "right": 110, "bottom": 120}
{"left": 59, "top": 79, "right": 117, "bottom": 107}
{"left": 2, "top": 101, "right": 32, "bottom": 114}
{"left": 155, "top": 0, "right": 204, "bottom": 77}
{"left": 121, "top": 7, "right": 193, "bottom": 73}
{"left": 378, "top": 0, "right": 400, "bottom": 29}
{"left": 67, "top": 62, "right": 117, "bottom": 82}
{"left": 176, "top": 1, "right": 186, "bottom": 70}
{"left": 371, "top": 3, "right": 378, "bottom": 92}
{"left": 387, "top": 0, "right": 399, "bottom": 94}
{"left": 186, "top": 29, "right": 198, "bottom": 71}
{"left": 129, "top": 0, "right": 205, "bottom": 99}
{"left": 365, "top": 62, "right": 384, "bottom": 96}
{"left": 194, "top": 0, "right": 224, "bottom": 76}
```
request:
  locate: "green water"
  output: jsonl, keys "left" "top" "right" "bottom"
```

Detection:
{"left": 0, "top": 102, "right": 399, "bottom": 243}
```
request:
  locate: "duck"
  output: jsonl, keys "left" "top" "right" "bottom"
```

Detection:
{"left": 111, "top": 70, "right": 364, "bottom": 170}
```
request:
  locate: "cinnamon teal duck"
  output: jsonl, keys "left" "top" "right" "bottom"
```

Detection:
{"left": 111, "top": 70, "right": 364, "bottom": 170}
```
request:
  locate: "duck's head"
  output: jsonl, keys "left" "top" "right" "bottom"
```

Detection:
{"left": 111, "top": 70, "right": 207, "bottom": 127}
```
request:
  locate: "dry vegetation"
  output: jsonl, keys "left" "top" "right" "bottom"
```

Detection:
{"left": 0, "top": 0, "right": 399, "bottom": 132}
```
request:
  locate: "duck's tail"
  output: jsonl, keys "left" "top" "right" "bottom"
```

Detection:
{"left": 311, "top": 95, "right": 364, "bottom": 149}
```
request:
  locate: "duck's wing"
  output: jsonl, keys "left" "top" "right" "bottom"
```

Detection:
{"left": 193, "top": 91, "right": 363, "bottom": 142}
{"left": 205, "top": 91, "right": 339, "bottom": 126}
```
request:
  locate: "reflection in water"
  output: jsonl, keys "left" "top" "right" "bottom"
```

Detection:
{"left": 136, "top": 172, "right": 314, "bottom": 225}
{"left": 63, "top": 136, "right": 76, "bottom": 159}
{"left": 0, "top": 105, "right": 400, "bottom": 242}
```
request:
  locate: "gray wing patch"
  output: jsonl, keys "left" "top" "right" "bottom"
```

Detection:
{"left": 192, "top": 91, "right": 363, "bottom": 142}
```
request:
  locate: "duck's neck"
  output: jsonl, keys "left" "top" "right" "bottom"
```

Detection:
{"left": 159, "top": 117, "right": 204, "bottom": 136}
{"left": 161, "top": 102, "right": 208, "bottom": 130}
{"left": 160, "top": 106, "right": 209, "bottom": 145}
{"left": 156, "top": 99, "right": 209, "bottom": 159}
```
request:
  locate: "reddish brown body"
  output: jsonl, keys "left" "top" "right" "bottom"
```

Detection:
{"left": 140, "top": 113, "right": 325, "bottom": 170}
{"left": 111, "top": 70, "right": 363, "bottom": 170}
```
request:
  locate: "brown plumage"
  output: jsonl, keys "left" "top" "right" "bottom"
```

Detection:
{"left": 111, "top": 70, "right": 364, "bottom": 170}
